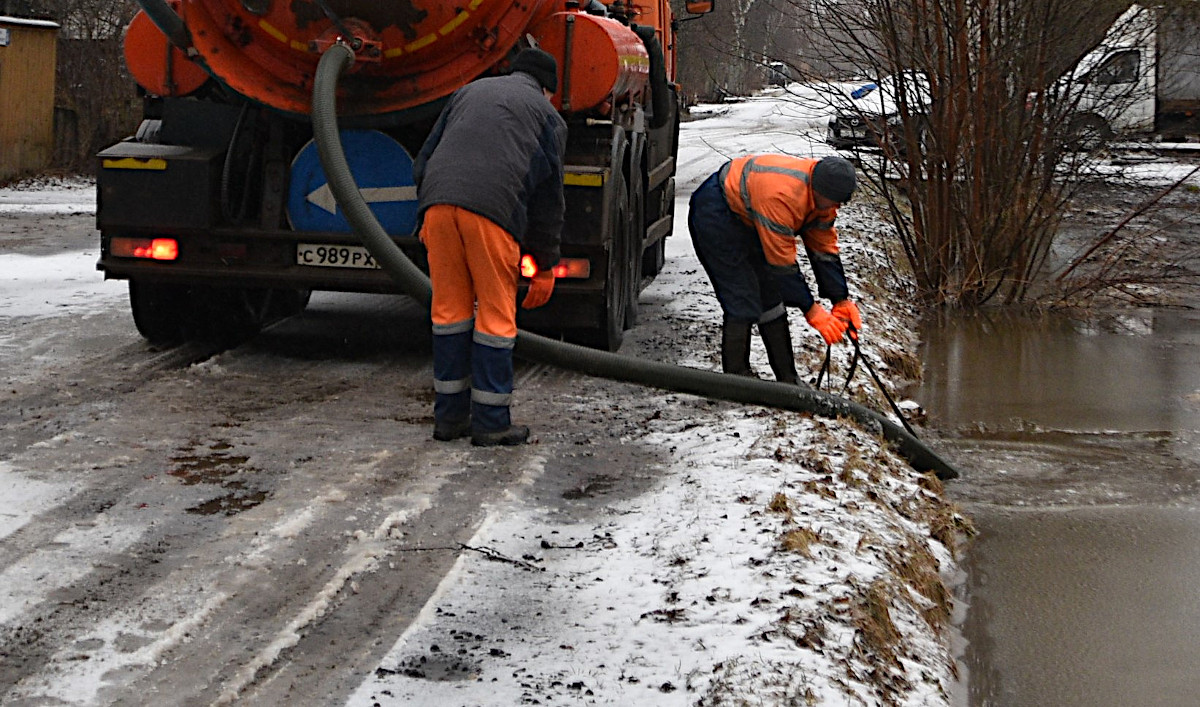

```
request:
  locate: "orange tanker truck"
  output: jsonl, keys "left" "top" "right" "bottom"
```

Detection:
{"left": 97, "top": 0, "right": 714, "bottom": 351}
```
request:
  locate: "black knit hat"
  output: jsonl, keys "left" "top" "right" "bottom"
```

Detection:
{"left": 812, "top": 156, "right": 857, "bottom": 203}
{"left": 512, "top": 48, "right": 559, "bottom": 93}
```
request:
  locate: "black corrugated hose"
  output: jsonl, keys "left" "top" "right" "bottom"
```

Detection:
{"left": 311, "top": 43, "right": 960, "bottom": 480}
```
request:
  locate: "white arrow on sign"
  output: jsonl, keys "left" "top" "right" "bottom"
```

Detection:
{"left": 306, "top": 183, "right": 417, "bottom": 214}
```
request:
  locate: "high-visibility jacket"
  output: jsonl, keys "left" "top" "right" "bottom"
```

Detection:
{"left": 720, "top": 154, "right": 848, "bottom": 305}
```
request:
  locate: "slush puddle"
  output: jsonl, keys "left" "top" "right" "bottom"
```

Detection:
{"left": 914, "top": 309, "right": 1200, "bottom": 706}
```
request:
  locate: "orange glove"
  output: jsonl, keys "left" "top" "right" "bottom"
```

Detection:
{"left": 521, "top": 270, "right": 555, "bottom": 309}
{"left": 831, "top": 299, "right": 862, "bottom": 339}
{"left": 805, "top": 303, "right": 848, "bottom": 345}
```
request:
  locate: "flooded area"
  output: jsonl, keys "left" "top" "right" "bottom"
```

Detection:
{"left": 915, "top": 309, "right": 1200, "bottom": 706}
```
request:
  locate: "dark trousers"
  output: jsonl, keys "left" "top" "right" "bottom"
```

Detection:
{"left": 687, "top": 169, "right": 784, "bottom": 325}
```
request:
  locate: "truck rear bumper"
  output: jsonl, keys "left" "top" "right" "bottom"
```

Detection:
{"left": 98, "top": 229, "right": 610, "bottom": 330}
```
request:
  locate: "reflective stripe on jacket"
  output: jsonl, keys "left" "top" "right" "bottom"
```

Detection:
{"left": 721, "top": 154, "right": 840, "bottom": 266}
{"left": 719, "top": 154, "right": 849, "bottom": 305}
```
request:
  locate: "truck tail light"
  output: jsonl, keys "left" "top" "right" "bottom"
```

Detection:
{"left": 111, "top": 237, "right": 179, "bottom": 261}
{"left": 519, "top": 254, "right": 591, "bottom": 279}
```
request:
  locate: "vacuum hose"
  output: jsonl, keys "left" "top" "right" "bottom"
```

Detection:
{"left": 311, "top": 44, "right": 960, "bottom": 480}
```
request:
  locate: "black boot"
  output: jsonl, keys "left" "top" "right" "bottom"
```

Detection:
{"left": 472, "top": 425, "right": 530, "bottom": 447}
{"left": 721, "top": 316, "right": 754, "bottom": 376}
{"left": 758, "top": 314, "right": 799, "bottom": 384}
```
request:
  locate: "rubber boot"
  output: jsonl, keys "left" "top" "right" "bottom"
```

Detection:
{"left": 469, "top": 340, "right": 530, "bottom": 446}
{"left": 432, "top": 328, "right": 472, "bottom": 441}
{"left": 471, "top": 425, "right": 530, "bottom": 447}
{"left": 721, "top": 316, "right": 755, "bottom": 376}
{"left": 758, "top": 314, "right": 800, "bottom": 385}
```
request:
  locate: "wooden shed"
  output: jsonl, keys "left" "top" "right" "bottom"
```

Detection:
{"left": 0, "top": 15, "right": 59, "bottom": 183}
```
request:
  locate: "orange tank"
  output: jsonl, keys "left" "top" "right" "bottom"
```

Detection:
{"left": 124, "top": 0, "right": 648, "bottom": 117}
{"left": 124, "top": 0, "right": 210, "bottom": 97}
{"left": 531, "top": 11, "right": 649, "bottom": 114}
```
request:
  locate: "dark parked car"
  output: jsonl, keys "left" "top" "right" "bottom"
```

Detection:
{"left": 826, "top": 71, "right": 931, "bottom": 151}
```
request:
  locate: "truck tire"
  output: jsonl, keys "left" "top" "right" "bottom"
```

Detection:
{"left": 129, "top": 280, "right": 191, "bottom": 346}
{"left": 129, "top": 281, "right": 308, "bottom": 346}
{"left": 571, "top": 168, "right": 630, "bottom": 352}
{"left": 624, "top": 135, "right": 645, "bottom": 330}
{"left": 193, "top": 286, "right": 307, "bottom": 344}
{"left": 641, "top": 176, "right": 673, "bottom": 277}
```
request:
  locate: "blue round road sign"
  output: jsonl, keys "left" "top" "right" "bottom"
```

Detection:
{"left": 287, "top": 129, "right": 418, "bottom": 235}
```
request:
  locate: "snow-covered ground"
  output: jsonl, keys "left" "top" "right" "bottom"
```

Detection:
{"left": 348, "top": 90, "right": 970, "bottom": 706}
{"left": 0, "top": 86, "right": 970, "bottom": 705}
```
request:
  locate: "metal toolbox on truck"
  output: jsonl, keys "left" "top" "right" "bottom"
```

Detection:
{"left": 98, "top": 142, "right": 223, "bottom": 231}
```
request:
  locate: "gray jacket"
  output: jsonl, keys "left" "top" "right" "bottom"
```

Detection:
{"left": 414, "top": 72, "right": 568, "bottom": 269}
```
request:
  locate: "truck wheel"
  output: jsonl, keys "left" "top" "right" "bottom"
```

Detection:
{"left": 129, "top": 280, "right": 191, "bottom": 346}
{"left": 129, "top": 283, "right": 307, "bottom": 346}
{"left": 572, "top": 171, "right": 630, "bottom": 352}
{"left": 641, "top": 176, "right": 673, "bottom": 277}
{"left": 191, "top": 286, "right": 286, "bottom": 344}
{"left": 624, "top": 147, "right": 645, "bottom": 330}
{"left": 642, "top": 238, "right": 666, "bottom": 277}
{"left": 598, "top": 200, "right": 630, "bottom": 351}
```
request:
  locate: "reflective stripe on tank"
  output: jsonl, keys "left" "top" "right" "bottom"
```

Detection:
{"left": 102, "top": 158, "right": 168, "bottom": 170}
{"left": 255, "top": 0, "right": 488, "bottom": 58}
{"left": 564, "top": 169, "right": 607, "bottom": 187}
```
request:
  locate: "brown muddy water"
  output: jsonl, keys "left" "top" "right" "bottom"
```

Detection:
{"left": 914, "top": 309, "right": 1200, "bottom": 707}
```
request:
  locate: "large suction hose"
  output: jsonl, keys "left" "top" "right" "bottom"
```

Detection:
{"left": 311, "top": 44, "right": 960, "bottom": 480}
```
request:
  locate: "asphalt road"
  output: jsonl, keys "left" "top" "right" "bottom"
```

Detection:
{"left": 0, "top": 212, "right": 701, "bottom": 704}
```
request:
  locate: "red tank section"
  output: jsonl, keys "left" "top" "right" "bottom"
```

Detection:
{"left": 170, "top": 0, "right": 551, "bottom": 116}
{"left": 124, "top": 1, "right": 210, "bottom": 97}
{"left": 124, "top": 0, "right": 650, "bottom": 118}
{"left": 531, "top": 11, "right": 649, "bottom": 113}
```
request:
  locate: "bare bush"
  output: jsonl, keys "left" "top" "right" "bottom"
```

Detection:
{"left": 784, "top": 0, "right": 1152, "bottom": 306}
{"left": 674, "top": 0, "right": 1194, "bottom": 310}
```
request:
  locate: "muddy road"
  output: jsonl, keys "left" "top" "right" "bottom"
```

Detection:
{"left": 1, "top": 210, "right": 711, "bottom": 704}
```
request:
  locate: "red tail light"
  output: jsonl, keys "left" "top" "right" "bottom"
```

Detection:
{"left": 520, "top": 255, "right": 591, "bottom": 279}
{"left": 520, "top": 254, "right": 538, "bottom": 278}
{"left": 112, "top": 237, "right": 179, "bottom": 261}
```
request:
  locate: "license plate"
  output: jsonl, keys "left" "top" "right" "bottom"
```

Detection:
{"left": 296, "top": 243, "right": 380, "bottom": 269}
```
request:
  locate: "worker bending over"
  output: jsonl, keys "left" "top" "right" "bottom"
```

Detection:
{"left": 688, "top": 154, "right": 862, "bottom": 383}
{"left": 414, "top": 48, "right": 568, "bottom": 446}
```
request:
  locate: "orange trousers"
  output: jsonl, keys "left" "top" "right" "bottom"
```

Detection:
{"left": 419, "top": 204, "right": 520, "bottom": 338}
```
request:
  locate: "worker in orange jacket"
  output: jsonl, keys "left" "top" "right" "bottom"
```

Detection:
{"left": 687, "top": 154, "right": 862, "bottom": 384}
{"left": 414, "top": 48, "right": 568, "bottom": 446}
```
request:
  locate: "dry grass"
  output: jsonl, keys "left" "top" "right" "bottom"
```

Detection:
{"left": 927, "top": 503, "right": 976, "bottom": 559}
{"left": 852, "top": 580, "right": 902, "bottom": 668}
{"left": 767, "top": 492, "right": 792, "bottom": 518}
{"left": 839, "top": 447, "right": 872, "bottom": 488}
{"left": 888, "top": 540, "right": 953, "bottom": 634}
{"left": 780, "top": 527, "right": 820, "bottom": 557}
{"left": 878, "top": 347, "right": 924, "bottom": 383}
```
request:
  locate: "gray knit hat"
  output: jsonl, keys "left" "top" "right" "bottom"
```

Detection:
{"left": 812, "top": 156, "right": 857, "bottom": 203}
{"left": 512, "top": 48, "right": 559, "bottom": 93}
